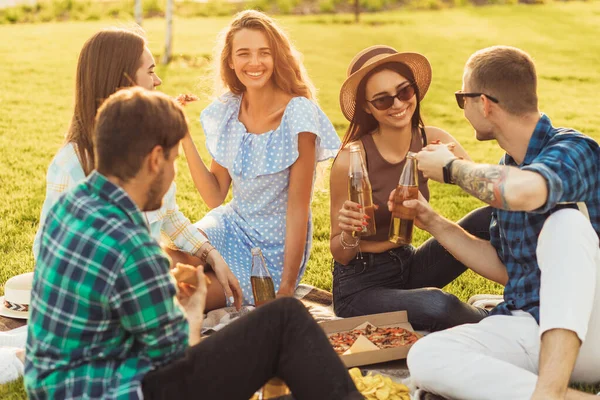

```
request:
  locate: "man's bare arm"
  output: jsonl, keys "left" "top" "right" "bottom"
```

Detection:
{"left": 428, "top": 214, "right": 509, "bottom": 285}
{"left": 451, "top": 161, "right": 548, "bottom": 211}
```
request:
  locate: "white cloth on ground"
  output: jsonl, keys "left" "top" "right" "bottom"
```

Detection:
{"left": 0, "top": 347, "right": 24, "bottom": 384}
{"left": 408, "top": 209, "right": 600, "bottom": 400}
{"left": 0, "top": 325, "right": 28, "bottom": 383}
{"left": 0, "top": 325, "right": 27, "bottom": 348}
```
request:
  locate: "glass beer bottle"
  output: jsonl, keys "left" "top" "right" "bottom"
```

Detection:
{"left": 348, "top": 144, "right": 376, "bottom": 237}
{"left": 250, "top": 248, "right": 292, "bottom": 399}
{"left": 250, "top": 247, "right": 276, "bottom": 307}
{"left": 389, "top": 152, "right": 419, "bottom": 245}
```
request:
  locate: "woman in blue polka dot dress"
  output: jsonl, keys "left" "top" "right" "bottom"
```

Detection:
{"left": 182, "top": 10, "right": 341, "bottom": 305}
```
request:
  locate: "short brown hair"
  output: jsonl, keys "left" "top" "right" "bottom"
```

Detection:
{"left": 94, "top": 88, "right": 188, "bottom": 181}
{"left": 466, "top": 46, "right": 538, "bottom": 115}
{"left": 67, "top": 27, "right": 147, "bottom": 175}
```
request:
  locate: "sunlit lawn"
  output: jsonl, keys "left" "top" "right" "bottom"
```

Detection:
{"left": 1, "top": 2, "right": 600, "bottom": 397}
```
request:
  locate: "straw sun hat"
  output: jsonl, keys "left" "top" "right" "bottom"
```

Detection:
{"left": 339, "top": 45, "right": 432, "bottom": 122}
{"left": 0, "top": 272, "right": 33, "bottom": 320}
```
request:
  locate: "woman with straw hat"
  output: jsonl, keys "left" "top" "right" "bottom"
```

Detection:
{"left": 329, "top": 45, "right": 493, "bottom": 332}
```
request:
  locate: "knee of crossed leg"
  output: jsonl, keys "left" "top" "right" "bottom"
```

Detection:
{"left": 421, "top": 289, "right": 462, "bottom": 324}
{"left": 407, "top": 334, "right": 445, "bottom": 387}
{"left": 268, "top": 296, "right": 307, "bottom": 319}
{"left": 537, "top": 208, "right": 598, "bottom": 271}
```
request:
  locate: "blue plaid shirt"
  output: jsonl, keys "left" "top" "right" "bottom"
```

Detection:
{"left": 490, "top": 114, "right": 600, "bottom": 323}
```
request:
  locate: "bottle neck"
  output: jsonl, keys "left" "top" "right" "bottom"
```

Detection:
{"left": 398, "top": 156, "right": 417, "bottom": 186}
{"left": 251, "top": 252, "right": 271, "bottom": 278}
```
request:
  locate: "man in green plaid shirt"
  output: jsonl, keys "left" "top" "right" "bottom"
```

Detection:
{"left": 24, "top": 87, "right": 364, "bottom": 400}
{"left": 25, "top": 88, "right": 195, "bottom": 399}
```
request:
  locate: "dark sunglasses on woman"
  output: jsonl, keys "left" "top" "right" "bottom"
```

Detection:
{"left": 367, "top": 83, "right": 416, "bottom": 111}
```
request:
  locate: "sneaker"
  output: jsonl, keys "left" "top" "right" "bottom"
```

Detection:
{"left": 467, "top": 294, "right": 504, "bottom": 310}
{"left": 413, "top": 388, "right": 448, "bottom": 400}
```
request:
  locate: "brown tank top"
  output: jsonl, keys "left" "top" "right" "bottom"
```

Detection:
{"left": 360, "top": 128, "right": 430, "bottom": 242}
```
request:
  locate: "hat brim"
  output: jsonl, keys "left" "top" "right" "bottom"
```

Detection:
{"left": 340, "top": 52, "right": 432, "bottom": 122}
{"left": 0, "top": 297, "right": 29, "bottom": 320}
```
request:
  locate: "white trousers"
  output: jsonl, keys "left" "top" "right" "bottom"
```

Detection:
{"left": 407, "top": 209, "right": 600, "bottom": 400}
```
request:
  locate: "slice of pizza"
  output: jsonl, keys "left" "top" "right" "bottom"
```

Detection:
{"left": 328, "top": 330, "right": 360, "bottom": 355}
{"left": 367, "top": 326, "right": 418, "bottom": 349}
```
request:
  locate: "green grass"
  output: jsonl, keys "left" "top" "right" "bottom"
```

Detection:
{"left": 1, "top": 2, "right": 600, "bottom": 396}
{"left": 0, "top": 0, "right": 558, "bottom": 24}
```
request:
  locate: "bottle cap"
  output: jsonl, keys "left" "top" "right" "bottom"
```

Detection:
{"left": 251, "top": 247, "right": 262, "bottom": 255}
{"left": 406, "top": 151, "right": 417, "bottom": 159}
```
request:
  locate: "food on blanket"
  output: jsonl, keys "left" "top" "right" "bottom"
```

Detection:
{"left": 349, "top": 368, "right": 410, "bottom": 400}
{"left": 171, "top": 263, "right": 211, "bottom": 287}
{"left": 344, "top": 335, "right": 379, "bottom": 354}
{"left": 175, "top": 93, "right": 199, "bottom": 106}
{"left": 328, "top": 324, "right": 418, "bottom": 354}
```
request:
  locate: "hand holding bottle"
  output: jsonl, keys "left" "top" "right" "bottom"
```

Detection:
{"left": 343, "top": 144, "right": 376, "bottom": 237}
{"left": 337, "top": 200, "right": 372, "bottom": 235}
{"left": 387, "top": 190, "right": 439, "bottom": 233}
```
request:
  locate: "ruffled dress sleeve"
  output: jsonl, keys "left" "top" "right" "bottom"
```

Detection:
{"left": 238, "top": 96, "right": 340, "bottom": 178}
{"left": 201, "top": 95, "right": 341, "bottom": 179}
{"left": 278, "top": 96, "right": 341, "bottom": 164}
{"left": 199, "top": 93, "right": 244, "bottom": 170}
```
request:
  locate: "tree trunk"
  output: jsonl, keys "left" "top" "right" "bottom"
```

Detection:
{"left": 134, "top": 0, "right": 142, "bottom": 26}
{"left": 354, "top": 0, "right": 359, "bottom": 23}
{"left": 162, "top": 0, "right": 173, "bottom": 65}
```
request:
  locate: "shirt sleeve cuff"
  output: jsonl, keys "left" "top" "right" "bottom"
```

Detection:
{"left": 521, "top": 163, "right": 563, "bottom": 214}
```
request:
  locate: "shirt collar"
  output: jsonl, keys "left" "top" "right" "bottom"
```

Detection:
{"left": 504, "top": 113, "right": 553, "bottom": 167}
{"left": 86, "top": 171, "right": 147, "bottom": 229}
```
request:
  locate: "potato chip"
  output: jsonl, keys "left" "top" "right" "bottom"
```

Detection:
{"left": 348, "top": 368, "right": 410, "bottom": 400}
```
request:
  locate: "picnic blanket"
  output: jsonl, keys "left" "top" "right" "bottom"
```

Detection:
{"left": 202, "top": 283, "right": 339, "bottom": 335}
{"left": 0, "top": 284, "right": 423, "bottom": 397}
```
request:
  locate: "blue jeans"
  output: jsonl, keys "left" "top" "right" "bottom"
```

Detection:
{"left": 333, "top": 206, "right": 492, "bottom": 332}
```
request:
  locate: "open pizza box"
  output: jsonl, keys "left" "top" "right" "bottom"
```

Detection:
{"left": 319, "top": 311, "right": 421, "bottom": 368}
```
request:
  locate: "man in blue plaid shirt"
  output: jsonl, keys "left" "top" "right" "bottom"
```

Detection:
{"left": 25, "top": 87, "right": 362, "bottom": 400}
{"left": 403, "top": 46, "right": 600, "bottom": 399}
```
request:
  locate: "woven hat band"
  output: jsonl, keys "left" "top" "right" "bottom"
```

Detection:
{"left": 350, "top": 47, "right": 397, "bottom": 76}
{"left": 3, "top": 299, "right": 29, "bottom": 312}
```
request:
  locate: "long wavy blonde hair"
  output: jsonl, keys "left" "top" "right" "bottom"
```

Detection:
{"left": 214, "top": 10, "right": 316, "bottom": 100}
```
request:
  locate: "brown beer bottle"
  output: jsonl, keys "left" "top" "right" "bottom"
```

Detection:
{"left": 348, "top": 144, "right": 376, "bottom": 237}
{"left": 389, "top": 152, "right": 419, "bottom": 245}
{"left": 250, "top": 247, "right": 276, "bottom": 307}
{"left": 250, "top": 248, "right": 292, "bottom": 399}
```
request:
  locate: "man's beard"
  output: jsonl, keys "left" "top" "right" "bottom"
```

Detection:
{"left": 144, "top": 168, "right": 165, "bottom": 211}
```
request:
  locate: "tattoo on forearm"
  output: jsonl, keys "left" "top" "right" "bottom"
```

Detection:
{"left": 452, "top": 162, "right": 511, "bottom": 209}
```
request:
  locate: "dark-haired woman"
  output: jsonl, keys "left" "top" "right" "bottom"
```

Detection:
{"left": 330, "top": 46, "right": 493, "bottom": 332}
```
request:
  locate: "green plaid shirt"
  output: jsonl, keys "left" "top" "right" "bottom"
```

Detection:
{"left": 25, "top": 171, "right": 189, "bottom": 400}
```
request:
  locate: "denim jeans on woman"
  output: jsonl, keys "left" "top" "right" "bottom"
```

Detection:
{"left": 333, "top": 206, "right": 493, "bottom": 332}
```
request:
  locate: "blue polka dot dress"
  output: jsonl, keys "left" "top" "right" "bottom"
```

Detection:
{"left": 195, "top": 93, "right": 341, "bottom": 305}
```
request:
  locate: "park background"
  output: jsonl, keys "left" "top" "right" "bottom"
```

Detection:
{"left": 1, "top": 0, "right": 600, "bottom": 397}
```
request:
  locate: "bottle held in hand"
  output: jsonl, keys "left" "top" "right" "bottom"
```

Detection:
{"left": 250, "top": 247, "right": 276, "bottom": 307}
{"left": 348, "top": 144, "right": 376, "bottom": 237}
{"left": 389, "top": 152, "right": 419, "bottom": 245}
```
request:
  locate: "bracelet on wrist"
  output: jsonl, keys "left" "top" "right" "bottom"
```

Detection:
{"left": 198, "top": 243, "right": 216, "bottom": 264}
{"left": 340, "top": 231, "right": 360, "bottom": 250}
